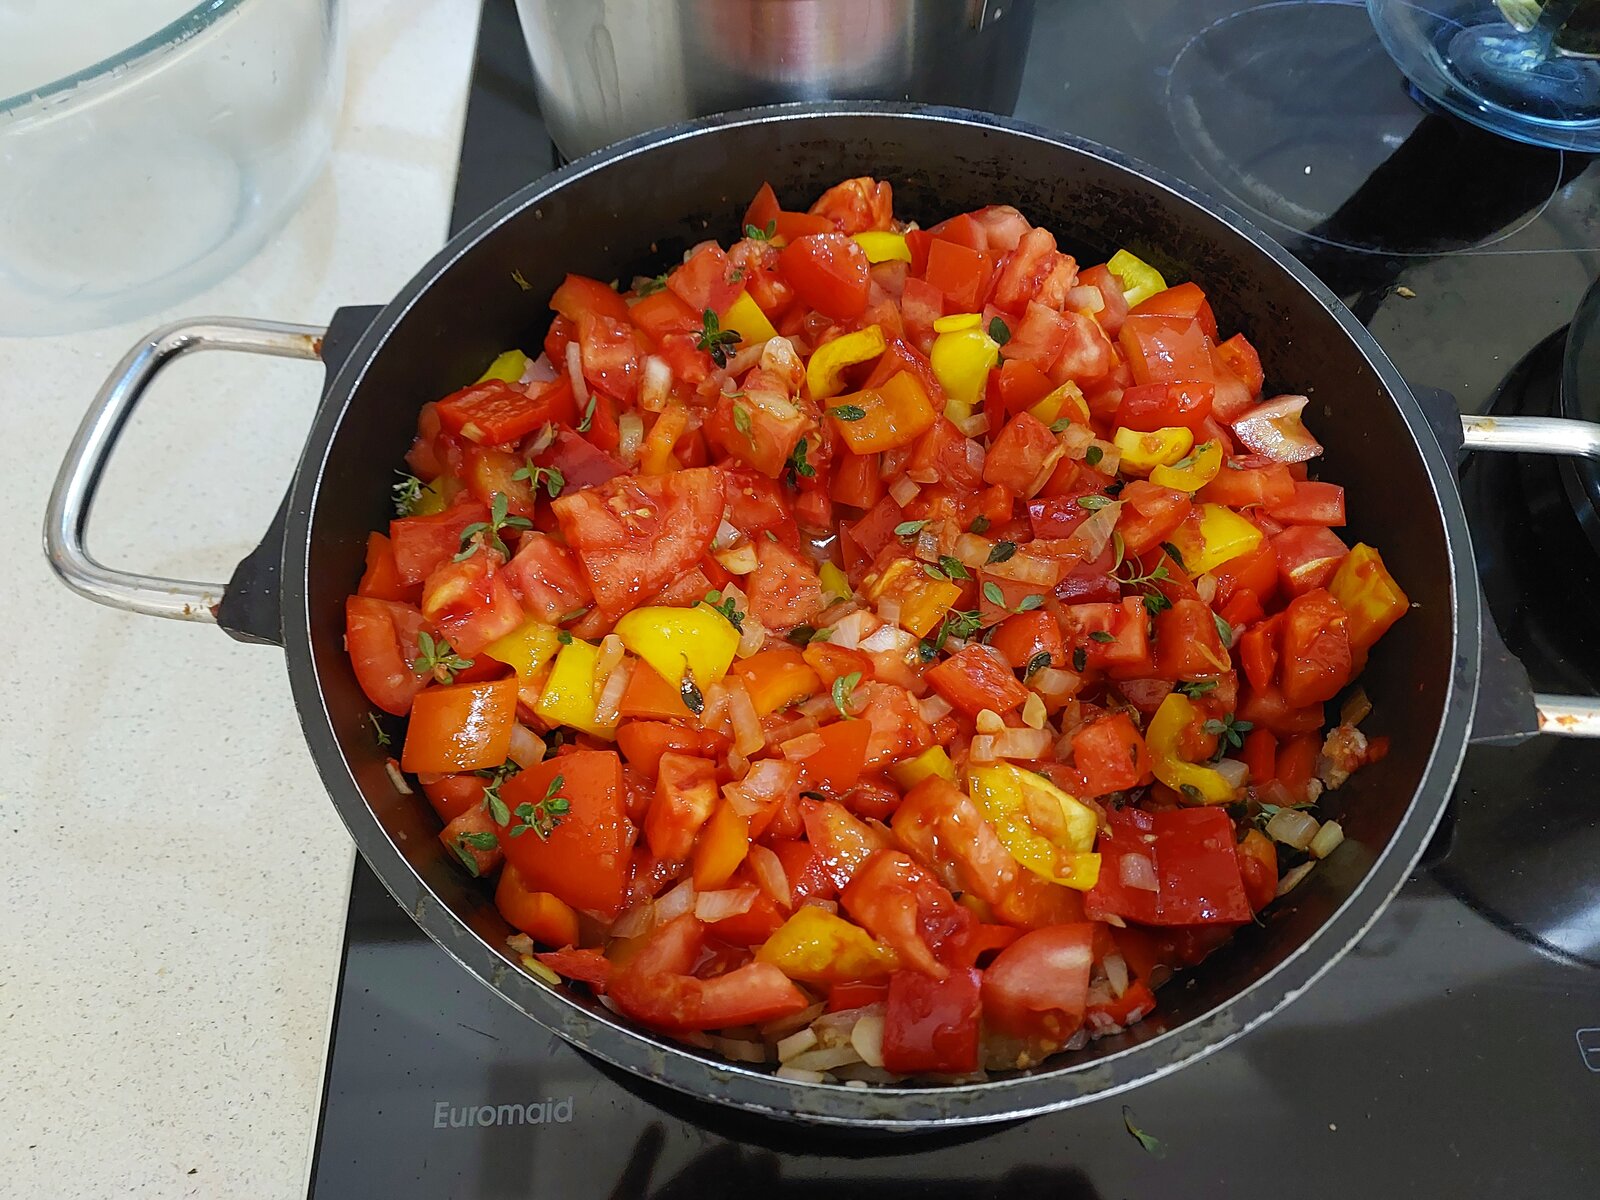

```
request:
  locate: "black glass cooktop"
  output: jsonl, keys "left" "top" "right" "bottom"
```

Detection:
{"left": 308, "top": 1, "right": 1600, "bottom": 1194}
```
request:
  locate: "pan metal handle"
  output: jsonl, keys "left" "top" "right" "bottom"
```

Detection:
{"left": 1458, "top": 412, "right": 1600, "bottom": 738}
{"left": 44, "top": 318, "right": 327, "bottom": 623}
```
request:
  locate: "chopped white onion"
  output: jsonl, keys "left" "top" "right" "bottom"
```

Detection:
{"left": 1022, "top": 692, "right": 1048, "bottom": 730}
{"left": 521, "top": 352, "right": 559, "bottom": 385}
{"left": 728, "top": 681, "right": 765, "bottom": 757}
{"left": 1212, "top": 757, "right": 1249, "bottom": 790}
{"left": 955, "top": 532, "right": 994, "bottom": 569}
{"left": 850, "top": 1014, "right": 886, "bottom": 1068}
{"left": 736, "top": 612, "right": 767, "bottom": 658}
{"left": 875, "top": 597, "right": 903, "bottom": 627}
{"left": 1265, "top": 807, "right": 1320, "bottom": 851}
{"left": 975, "top": 708, "right": 1005, "bottom": 734}
{"left": 775, "top": 1066, "right": 827, "bottom": 1083}
{"left": 1069, "top": 500, "right": 1123, "bottom": 560}
{"left": 964, "top": 438, "right": 986, "bottom": 479}
{"left": 714, "top": 542, "right": 760, "bottom": 575}
{"left": 655, "top": 878, "right": 698, "bottom": 922}
{"left": 565, "top": 341, "right": 588, "bottom": 410}
{"left": 617, "top": 412, "right": 645, "bottom": 464}
{"left": 785, "top": 1045, "right": 865, "bottom": 1073}
{"left": 1059, "top": 422, "right": 1096, "bottom": 457}
{"left": 989, "top": 727, "right": 1054, "bottom": 760}
{"left": 889, "top": 475, "right": 921, "bottom": 507}
{"left": 776, "top": 1027, "right": 819, "bottom": 1062}
{"left": 508, "top": 723, "right": 547, "bottom": 769}
{"left": 748, "top": 843, "right": 791, "bottom": 906}
{"left": 986, "top": 552, "right": 1060, "bottom": 586}
{"left": 782, "top": 732, "right": 825, "bottom": 760}
{"left": 906, "top": 465, "right": 941, "bottom": 485}
{"left": 640, "top": 355, "right": 672, "bottom": 412}
{"left": 1089, "top": 439, "right": 1121, "bottom": 473}
{"left": 1309, "top": 819, "right": 1345, "bottom": 859}
{"left": 1277, "top": 861, "right": 1316, "bottom": 897}
{"left": 954, "top": 411, "right": 990, "bottom": 437}
{"left": 914, "top": 527, "right": 941, "bottom": 562}
{"left": 724, "top": 340, "right": 767, "bottom": 376}
{"left": 1119, "top": 853, "right": 1159, "bottom": 892}
{"left": 829, "top": 609, "right": 873, "bottom": 650}
{"left": 712, "top": 518, "right": 742, "bottom": 551}
{"left": 1066, "top": 284, "right": 1105, "bottom": 314}
{"left": 1103, "top": 952, "right": 1130, "bottom": 998}
{"left": 918, "top": 693, "right": 953, "bottom": 722}
{"left": 799, "top": 897, "right": 838, "bottom": 915}
{"left": 527, "top": 421, "right": 557, "bottom": 455}
{"left": 760, "top": 336, "right": 805, "bottom": 390}
{"left": 1025, "top": 445, "right": 1067, "bottom": 498}
{"left": 610, "top": 900, "right": 655, "bottom": 939}
{"left": 594, "top": 634, "right": 626, "bottom": 694}
{"left": 860, "top": 624, "right": 915, "bottom": 655}
{"left": 695, "top": 887, "right": 757, "bottom": 923}
{"left": 706, "top": 1036, "right": 769, "bottom": 1064}
{"left": 384, "top": 760, "right": 413, "bottom": 795}
{"left": 1032, "top": 667, "right": 1083, "bottom": 701}
{"left": 594, "top": 660, "right": 632, "bottom": 727}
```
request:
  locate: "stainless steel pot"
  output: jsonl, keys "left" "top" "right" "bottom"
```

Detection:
{"left": 515, "top": 0, "right": 1036, "bottom": 158}
{"left": 43, "top": 103, "right": 1600, "bottom": 1128}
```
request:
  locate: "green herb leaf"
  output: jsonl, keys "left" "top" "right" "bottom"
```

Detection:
{"left": 1176, "top": 679, "right": 1218, "bottom": 698}
{"left": 1213, "top": 611, "right": 1235, "bottom": 648}
{"left": 700, "top": 591, "right": 745, "bottom": 633}
{"left": 513, "top": 460, "right": 566, "bottom": 498}
{"left": 451, "top": 839, "right": 482, "bottom": 876}
{"left": 1024, "top": 650, "right": 1052, "bottom": 680}
{"left": 680, "top": 672, "right": 705, "bottom": 716}
{"left": 983, "top": 581, "right": 1005, "bottom": 607}
{"left": 786, "top": 624, "right": 820, "bottom": 647}
{"left": 454, "top": 491, "right": 530, "bottom": 561}
{"left": 986, "top": 541, "right": 1017, "bottom": 565}
{"left": 832, "top": 671, "right": 862, "bottom": 717}
{"left": 459, "top": 830, "right": 499, "bottom": 850}
{"left": 938, "top": 555, "right": 971, "bottom": 581}
{"left": 1203, "top": 713, "right": 1253, "bottom": 750}
{"left": 1089, "top": 630, "right": 1115, "bottom": 643}
{"left": 1079, "top": 494, "right": 1114, "bottom": 511}
{"left": 988, "top": 316, "right": 1011, "bottom": 346}
{"left": 696, "top": 308, "right": 741, "bottom": 367}
{"left": 787, "top": 437, "right": 816, "bottom": 483}
{"left": 392, "top": 472, "right": 425, "bottom": 516}
{"left": 829, "top": 404, "right": 868, "bottom": 422}
{"left": 895, "top": 520, "right": 930, "bottom": 538}
{"left": 557, "top": 629, "right": 573, "bottom": 645}
{"left": 1160, "top": 541, "right": 1187, "bottom": 572}
{"left": 800, "top": 790, "right": 829, "bottom": 803}
{"left": 733, "top": 403, "right": 753, "bottom": 438}
{"left": 1085, "top": 445, "right": 1104, "bottom": 467}
{"left": 744, "top": 219, "right": 778, "bottom": 241}
{"left": 635, "top": 272, "right": 670, "bottom": 296}
{"left": 368, "top": 713, "right": 391, "bottom": 747}
{"left": 1142, "top": 591, "right": 1173, "bottom": 617}
{"left": 1050, "top": 418, "right": 1075, "bottom": 434}
{"left": 968, "top": 515, "right": 991, "bottom": 535}
{"left": 1072, "top": 647, "right": 1087, "bottom": 672}
{"left": 487, "top": 794, "right": 511, "bottom": 826}
{"left": 1015, "top": 594, "right": 1045, "bottom": 613}
{"left": 576, "top": 392, "right": 598, "bottom": 433}
{"left": 1122, "top": 1106, "right": 1166, "bottom": 1158}
{"left": 412, "top": 631, "right": 474, "bottom": 684}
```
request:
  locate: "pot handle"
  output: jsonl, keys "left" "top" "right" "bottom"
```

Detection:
{"left": 43, "top": 318, "right": 327, "bottom": 624}
{"left": 1458, "top": 412, "right": 1600, "bottom": 737}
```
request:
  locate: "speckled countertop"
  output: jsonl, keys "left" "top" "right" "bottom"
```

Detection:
{"left": 2, "top": 3, "right": 476, "bottom": 1194}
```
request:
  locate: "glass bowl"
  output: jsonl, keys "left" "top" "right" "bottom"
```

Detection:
{"left": 0, "top": 0, "right": 344, "bottom": 336}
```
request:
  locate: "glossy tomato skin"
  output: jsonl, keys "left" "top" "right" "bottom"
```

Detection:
{"left": 980, "top": 923, "right": 1095, "bottom": 1042}
{"left": 345, "top": 595, "right": 430, "bottom": 715}
{"left": 882, "top": 966, "right": 982, "bottom": 1075}
{"left": 1280, "top": 588, "right": 1353, "bottom": 706}
{"left": 1086, "top": 807, "right": 1251, "bottom": 926}
{"left": 401, "top": 677, "right": 518, "bottom": 774}
{"left": 779, "top": 233, "right": 870, "bottom": 320}
{"left": 1072, "top": 713, "right": 1152, "bottom": 795}
{"left": 497, "top": 751, "right": 634, "bottom": 917}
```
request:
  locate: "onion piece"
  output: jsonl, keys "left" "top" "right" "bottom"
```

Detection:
{"left": 714, "top": 541, "right": 760, "bottom": 575}
{"left": 1120, "top": 853, "right": 1158, "bottom": 892}
{"left": 1276, "top": 861, "right": 1316, "bottom": 897}
{"left": 695, "top": 887, "right": 757, "bottom": 923}
{"left": 1069, "top": 500, "right": 1122, "bottom": 560}
{"left": 850, "top": 1013, "right": 886, "bottom": 1068}
{"left": 527, "top": 420, "right": 557, "bottom": 456}
{"left": 1021, "top": 692, "right": 1047, "bottom": 729}
{"left": 706, "top": 1036, "right": 769, "bottom": 1064}
{"left": 1309, "top": 819, "right": 1345, "bottom": 859}
{"left": 724, "top": 340, "right": 767, "bottom": 376}
{"left": 989, "top": 727, "right": 1054, "bottom": 760}
{"left": 610, "top": 900, "right": 655, "bottom": 939}
{"left": 829, "top": 609, "right": 873, "bottom": 650}
{"left": 1103, "top": 952, "right": 1130, "bottom": 998}
{"left": 889, "top": 475, "right": 921, "bottom": 507}
{"left": 521, "top": 352, "right": 559, "bottom": 385}
{"left": 964, "top": 437, "right": 986, "bottom": 479}
{"left": 1212, "top": 757, "right": 1249, "bottom": 790}
{"left": 1032, "top": 667, "right": 1083, "bottom": 701}
{"left": 985, "top": 551, "right": 1060, "bottom": 586}
{"left": 860, "top": 624, "right": 915, "bottom": 655}
{"left": 954, "top": 532, "right": 994, "bottom": 569}
{"left": 918, "top": 693, "right": 953, "bottom": 722}
{"left": 1231, "top": 394, "right": 1324, "bottom": 463}
{"left": 785, "top": 1045, "right": 865, "bottom": 1073}
{"left": 776, "top": 1027, "right": 819, "bottom": 1061}
{"left": 736, "top": 611, "right": 767, "bottom": 658}
{"left": 1265, "top": 807, "right": 1320, "bottom": 851}
{"left": 782, "top": 732, "right": 825, "bottom": 761}
{"left": 914, "top": 527, "right": 940, "bottom": 562}
{"left": 508, "top": 723, "right": 547, "bottom": 769}
{"left": 384, "top": 759, "right": 413, "bottom": 795}
{"left": 1340, "top": 688, "right": 1373, "bottom": 727}
{"left": 640, "top": 355, "right": 672, "bottom": 412}
{"left": 594, "top": 659, "right": 632, "bottom": 727}
{"left": 969, "top": 735, "right": 997, "bottom": 764}
{"left": 728, "top": 680, "right": 765, "bottom": 757}
{"left": 954, "top": 411, "right": 990, "bottom": 437}
{"left": 712, "top": 518, "right": 742, "bottom": 551}
{"left": 1195, "top": 573, "right": 1218, "bottom": 605}
{"left": 617, "top": 412, "right": 645, "bottom": 464}
{"left": 748, "top": 843, "right": 791, "bottom": 906}
{"left": 655, "top": 878, "right": 697, "bottom": 922}
{"left": 1066, "top": 284, "right": 1104, "bottom": 314}
{"left": 565, "top": 341, "right": 588, "bottom": 410}
{"left": 775, "top": 1066, "right": 827, "bottom": 1083}
{"left": 1058, "top": 422, "right": 1096, "bottom": 458}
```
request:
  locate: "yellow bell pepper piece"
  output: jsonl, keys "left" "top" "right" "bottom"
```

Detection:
{"left": 931, "top": 325, "right": 1001, "bottom": 416}
{"left": 411, "top": 477, "right": 450, "bottom": 516}
{"left": 614, "top": 605, "right": 740, "bottom": 691}
{"left": 692, "top": 800, "right": 749, "bottom": 889}
{"left": 1113, "top": 425, "right": 1194, "bottom": 476}
{"left": 1028, "top": 380, "right": 1090, "bottom": 427}
{"left": 1329, "top": 543, "right": 1409, "bottom": 653}
{"left": 534, "top": 638, "right": 618, "bottom": 740}
{"left": 932, "top": 312, "right": 983, "bottom": 333}
{"left": 1107, "top": 249, "right": 1168, "bottom": 308}
{"left": 475, "top": 348, "right": 527, "bottom": 384}
{"left": 967, "top": 764, "right": 1102, "bottom": 891}
{"left": 1145, "top": 693, "right": 1237, "bottom": 804}
{"left": 889, "top": 745, "right": 957, "bottom": 789}
{"left": 853, "top": 231, "right": 912, "bottom": 263}
{"left": 819, "top": 560, "right": 852, "bottom": 602}
{"left": 755, "top": 906, "right": 900, "bottom": 985}
{"left": 721, "top": 290, "right": 778, "bottom": 345}
{"left": 1166, "top": 503, "right": 1264, "bottom": 576}
{"left": 482, "top": 616, "right": 562, "bottom": 680}
{"left": 898, "top": 577, "right": 963, "bottom": 638}
{"left": 1149, "top": 439, "right": 1224, "bottom": 492}
{"left": 828, "top": 371, "right": 938, "bottom": 453}
{"left": 806, "top": 323, "right": 887, "bottom": 400}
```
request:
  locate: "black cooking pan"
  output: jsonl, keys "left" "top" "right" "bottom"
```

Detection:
{"left": 44, "top": 104, "right": 1600, "bottom": 1128}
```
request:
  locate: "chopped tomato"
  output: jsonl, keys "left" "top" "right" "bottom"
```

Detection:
{"left": 357, "top": 531, "right": 416, "bottom": 603}
{"left": 980, "top": 923, "right": 1094, "bottom": 1043}
{"left": 882, "top": 967, "right": 982, "bottom": 1075}
{"left": 401, "top": 677, "right": 518, "bottom": 773}
{"left": 1280, "top": 589, "right": 1353, "bottom": 706}
{"left": 780, "top": 232, "right": 870, "bottom": 320}
{"left": 926, "top": 646, "right": 1031, "bottom": 717}
{"left": 390, "top": 500, "right": 490, "bottom": 585}
{"left": 497, "top": 751, "right": 633, "bottom": 917}
{"left": 923, "top": 238, "right": 993, "bottom": 312}
{"left": 1072, "top": 713, "right": 1152, "bottom": 795}
{"left": 1114, "top": 382, "right": 1215, "bottom": 432}
{"left": 668, "top": 244, "right": 741, "bottom": 315}
{"left": 345, "top": 595, "right": 430, "bottom": 715}
{"left": 1085, "top": 806, "right": 1251, "bottom": 926}
{"left": 645, "top": 752, "right": 718, "bottom": 862}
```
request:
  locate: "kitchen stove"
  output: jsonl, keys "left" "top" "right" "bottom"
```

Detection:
{"left": 308, "top": 1, "right": 1599, "bottom": 1194}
